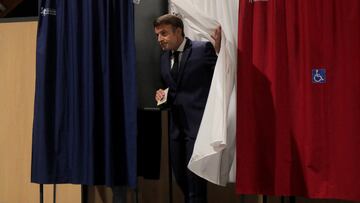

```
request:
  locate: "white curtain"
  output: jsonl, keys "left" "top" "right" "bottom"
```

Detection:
{"left": 170, "top": 0, "right": 239, "bottom": 186}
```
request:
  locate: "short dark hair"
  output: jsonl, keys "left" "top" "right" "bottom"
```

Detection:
{"left": 153, "top": 14, "right": 185, "bottom": 37}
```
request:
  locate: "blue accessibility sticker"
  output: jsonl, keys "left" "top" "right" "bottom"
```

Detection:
{"left": 312, "top": 68, "right": 326, "bottom": 83}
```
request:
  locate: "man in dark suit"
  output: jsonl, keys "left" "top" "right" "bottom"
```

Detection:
{"left": 154, "top": 14, "right": 221, "bottom": 203}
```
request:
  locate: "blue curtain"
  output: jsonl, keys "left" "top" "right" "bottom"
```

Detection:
{"left": 31, "top": 0, "right": 137, "bottom": 187}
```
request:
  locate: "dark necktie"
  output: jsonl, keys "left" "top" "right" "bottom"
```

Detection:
{"left": 170, "top": 51, "right": 180, "bottom": 81}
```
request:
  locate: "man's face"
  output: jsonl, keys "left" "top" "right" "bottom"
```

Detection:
{"left": 154, "top": 24, "right": 183, "bottom": 51}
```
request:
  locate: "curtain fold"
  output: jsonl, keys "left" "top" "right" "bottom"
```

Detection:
{"left": 237, "top": 0, "right": 360, "bottom": 200}
{"left": 31, "top": 0, "right": 137, "bottom": 187}
{"left": 170, "top": 0, "right": 238, "bottom": 186}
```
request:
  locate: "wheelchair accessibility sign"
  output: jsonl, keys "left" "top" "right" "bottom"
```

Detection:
{"left": 312, "top": 68, "right": 326, "bottom": 84}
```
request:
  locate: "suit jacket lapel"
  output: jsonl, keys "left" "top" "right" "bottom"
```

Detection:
{"left": 162, "top": 51, "right": 177, "bottom": 88}
{"left": 177, "top": 39, "right": 192, "bottom": 84}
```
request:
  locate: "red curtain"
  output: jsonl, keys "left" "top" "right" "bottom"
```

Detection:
{"left": 236, "top": 0, "right": 360, "bottom": 200}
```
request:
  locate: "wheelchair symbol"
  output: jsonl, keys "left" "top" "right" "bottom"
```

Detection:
{"left": 312, "top": 69, "right": 326, "bottom": 83}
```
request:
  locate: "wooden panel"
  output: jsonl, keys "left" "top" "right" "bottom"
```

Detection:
{"left": 0, "top": 21, "right": 80, "bottom": 203}
{"left": 0, "top": 20, "right": 40, "bottom": 203}
{"left": 56, "top": 184, "right": 82, "bottom": 203}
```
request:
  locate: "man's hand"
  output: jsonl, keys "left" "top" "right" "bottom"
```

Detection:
{"left": 211, "top": 26, "right": 222, "bottom": 54}
{"left": 155, "top": 89, "right": 166, "bottom": 102}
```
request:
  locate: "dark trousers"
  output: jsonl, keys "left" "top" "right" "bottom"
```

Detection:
{"left": 170, "top": 137, "right": 207, "bottom": 203}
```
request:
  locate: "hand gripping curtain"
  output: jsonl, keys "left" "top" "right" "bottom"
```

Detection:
{"left": 171, "top": 0, "right": 239, "bottom": 186}
{"left": 31, "top": 0, "right": 137, "bottom": 187}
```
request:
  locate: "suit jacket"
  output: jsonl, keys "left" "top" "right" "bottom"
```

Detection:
{"left": 160, "top": 38, "right": 217, "bottom": 139}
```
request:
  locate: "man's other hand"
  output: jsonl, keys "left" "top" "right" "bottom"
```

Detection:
{"left": 211, "top": 26, "right": 222, "bottom": 54}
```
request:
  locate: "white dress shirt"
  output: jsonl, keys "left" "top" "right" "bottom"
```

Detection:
{"left": 171, "top": 38, "right": 187, "bottom": 68}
